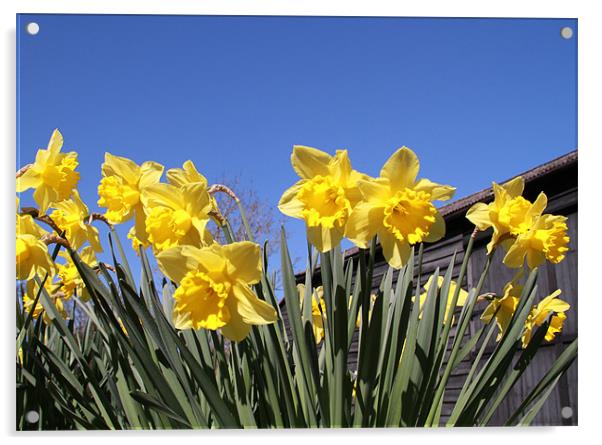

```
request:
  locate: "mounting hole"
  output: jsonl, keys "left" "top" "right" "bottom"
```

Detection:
{"left": 561, "top": 406, "right": 573, "bottom": 419}
{"left": 26, "top": 22, "right": 40, "bottom": 36}
{"left": 25, "top": 410, "right": 39, "bottom": 424}
{"left": 560, "top": 27, "right": 573, "bottom": 40}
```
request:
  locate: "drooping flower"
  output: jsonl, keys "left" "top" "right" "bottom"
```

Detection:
{"left": 503, "top": 214, "right": 570, "bottom": 269}
{"left": 156, "top": 241, "right": 278, "bottom": 341}
{"left": 521, "top": 290, "right": 570, "bottom": 348}
{"left": 17, "top": 210, "right": 55, "bottom": 280}
{"left": 346, "top": 147, "right": 455, "bottom": 268}
{"left": 297, "top": 284, "right": 327, "bottom": 343}
{"left": 141, "top": 182, "right": 213, "bottom": 253}
{"left": 418, "top": 275, "right": 469, "bottom": 321}
{"left": 480, "top": 274, "right": 523, "bottom": 341}
{"left": 97, "top": 153, "right": 163, "bottom": 246}
{"left": 50, "top": 191, "right": 102, "bottom": 252}
{"left": 56, "top": 246, "right": 98, "bottom": 302}
{"left": 278, "top": 146, "right": 368, "bottom": 252}
{"left": 16, "top": 129, "right": 80, "bottom": 214}
{"left": 22, "top": 278, "right": 67, "bottom": 325}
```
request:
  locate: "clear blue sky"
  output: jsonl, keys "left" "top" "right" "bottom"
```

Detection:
{"left": 16, "top": 14, "right": 577, "bottom": 277}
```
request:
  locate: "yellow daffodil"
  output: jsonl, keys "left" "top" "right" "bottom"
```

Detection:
{"left": 503, "top": 214, "right": 570, "bottom": 269}
{"left": 466, "top": 176, "right": 570, "bottom": 269}
{"left": 279, "top": 146, "right": 368, "bottom": 252}
{"left": 22, "top": 278, "right": 67, "bottom": 325}
{"left": 346, "top": 147, "right": 455, "bottom": 268}
{"left": 16, "top": 129, "right": 80, "bottom": 214}
{"left": 522, "top": 290, "right": 569, "bottom": 348}
{"left": 156, "top": 242, "right": 277, "bottom": 341}
{"left": 50, "top": 191, "right": 102, "bottom": 252}
{"left": 418, "top": 275, "right": 468, "bottom": 321}
{"left": 141, "top": 182, "right": 213, "bottom": 253}
{"left": 56, "top": 247, "right": 98, "bottom": 302}
{"left": 97, "top": 153, "right": 163, "bottom": 246}
{"left": 297, "top": 284, "right": 327, "bottom": 343}
{"left": 480, "top": 274, "right": 523, "bottom": 341}
{"left": 17, "top": 212, "right": 55, "bottom": 280}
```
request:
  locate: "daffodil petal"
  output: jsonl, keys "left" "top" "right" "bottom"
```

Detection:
{"left": 157, "top": 245, "right": 225, "bottom": 284}
{"left": 413, "top": 178, "right": 456, "bottom": 201}
{"left": 503, "top": 240, "right": 527, "bottom": 268}
{"left": 138, "top": 161, "right": 164, "bottom": 189}
{"left": 166, "top": 160, "right": 207, "bottom": 187}
{"left": 357, "top": 177, "right": 391, "bottom": 203}
{"left": 141, "top": 183, "right": 184, "bottom": 210}
{"left": 423, "top": 211, "right": 445, "bottom": 243}
{"left": 330, "top": 149, "right": 352, "bottom": 184}
{"left": 502, "top": 176, "right": 525, "bottom": 198}
{"left": 466, "top": 202, "right": 492, "bottom": 230}
{"left": 525, "top": 192, "right": 548, "bottom": 221}
{"left": 33, "top": 184, "right": 54, "bottom": 215}
{"left": 278, "top": 181, "right": 306, "bottom": 218}
{"left": 172, "top": 307, "right": 194, "bottom": 330}
{"left": 378, "top": 229, "right": 411, "bottom": 269}
{"left": 232, "top": 283, "right": 277, "bottom": 325}
{"left": 221, "top": 241, "right": 262, "bottom": 284}
{"left": 220, "top": 298, "right": 252, "bottom": 342}
{"left": 380, "top": 146, "right": 419, "bottom": 190}
{"left": 291, "top": 145, "right": 332, "bottom": 179}
{"left": 16, "top": 168, "right": 40, "bottom": 192}
{"left": 345, "top": 201, "right": 382, "bottom": 248}
{"left": 526, "top": 249, "right": 546, "bottom": 269}
{"left": 102, "top": 153, "right": 140, "bottom": 185}
{"left": 306, "top": 224, "right": 343, "bottom": 253}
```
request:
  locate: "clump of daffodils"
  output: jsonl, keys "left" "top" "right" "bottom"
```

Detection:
{"left": 16, "top": 130, "right": 572, "bottom": 348}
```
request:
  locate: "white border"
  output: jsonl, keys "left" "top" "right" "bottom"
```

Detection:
{"left": 3, "top": 1, "right": 600, "bottom": 444}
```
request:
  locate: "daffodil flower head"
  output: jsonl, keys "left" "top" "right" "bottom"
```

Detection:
{"left": 466, "top": 177, "right": 550, "bottom": 253}
{"left": 156, "top": 242, "right": 278, "bottom": 341}
{"left": 521, "top": 289, "right": 570, "bottom": 348}
{"left": 50, "top": 191, "right": 102, "bottom": 252}
{"left": 56, "top": 247, "right": 98, "bottom": 302}
{"left": 17, "top": 212, "right": 55, "bottom": 280}
{"left": 503, "top": 214, "right": 570, "bottom": 269}
{"left": 480, "top": 272, "right": 523, "bottom": 341}
{"left": 141, "top": 182, "right": 213, "bottom": 253}
{"left": 97, "top": 153, "right": 163, "bottom": 245}
{"left": 16, "top": 129, "right": 80, "bottom": 214}
{"left": 346, "top": 147, "right": 455, "bottom": 268}
{"left": 279, "top": 146, "right": 368, "bottom": 252}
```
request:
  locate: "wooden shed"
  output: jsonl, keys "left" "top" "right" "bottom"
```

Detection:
{"left": 282, "top": 150, "right": 578, "bottom": 426}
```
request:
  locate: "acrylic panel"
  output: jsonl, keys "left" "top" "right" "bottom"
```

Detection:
{"left": 16, "top": 14, "right": 578, "bottom": 430}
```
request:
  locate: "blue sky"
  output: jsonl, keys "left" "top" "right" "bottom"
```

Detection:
{"left": 16, "top": 14, "right": 577, "bottom": 277}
